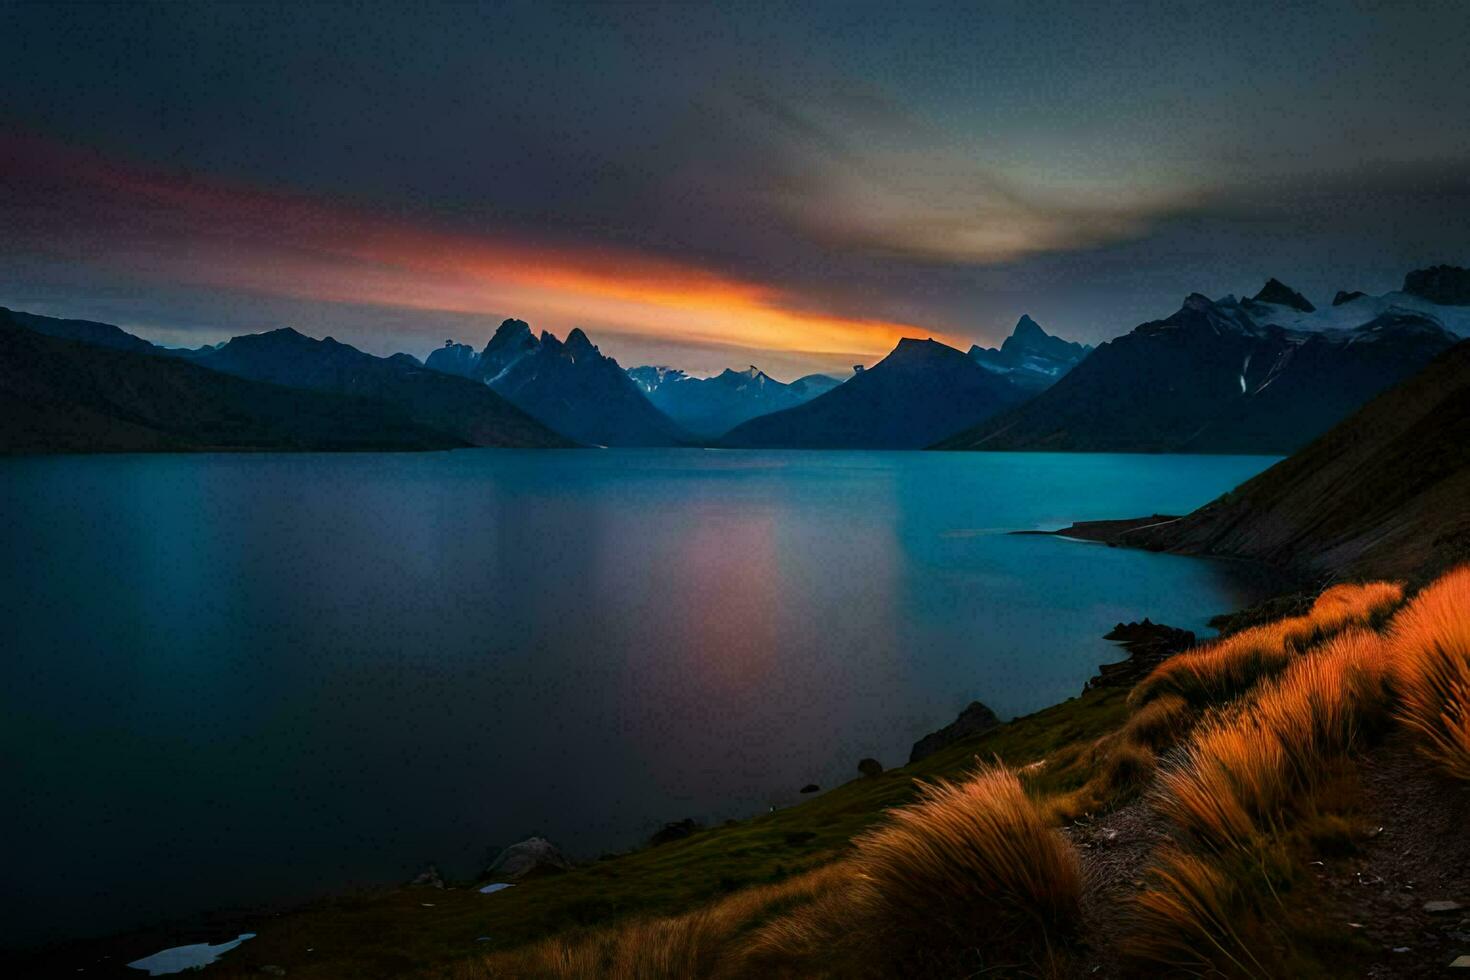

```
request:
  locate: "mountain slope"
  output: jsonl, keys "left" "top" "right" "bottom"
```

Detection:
{"left": 720, "top": 338, "right": 1028, "bottom": 449}
{"left": 5, "top": 308, "right": 161, "bottom": 355}
{"left": 0, "top": 311, "right": 460, "bottom": 453}
{"left": 937, "top": 289, "right": 1457, "bottom": 454}
{"left": 185, "top": 328, "right": 572, "bottom": 448}
{"left": 423, "top": 320, "right": 688, "bottom": 446}
{"left": 1124, "top": 340, "right": 1470, "bottom": 578}
{"left": 629, "top": 364, "right": 841, "bottom": 439}
{"left": 969, "top": 315, "right": 1091, "bottom": 391}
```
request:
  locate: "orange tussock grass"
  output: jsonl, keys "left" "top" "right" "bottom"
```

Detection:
{"left": 1152, "top": 628, "right": 1391, "bottom": 851}
{"left": 1121, "top": 692, "right": 1192, "bottom": 750}
{"left": 1253, "top": 627, "right": 1392, "bottom": 782}
{"left": 1123, "top": 848, "right": 1266, "bottom": 977}
{"left": 1045, "top": 736, "right": 1157, "bottom": 823}
{"left": 1134, "top": 581, "right": 1403, "bottom": 710}
{"left": 1133, "top": 622, "right": 1293, "bottom": 708}
{"left": 747, "top": 763, "right": 1083, "bottom": 976}
{"left": 1152, "top": 713, "right": 1289, "bottom": 852}
{"left": 472, "top": 862, "right": 848, "bottom": 980}
{"left": 1278, "top": 580, "right": 1405, "bottom": 650}
{"left": 1390, "top": 564, "right": 1470, "bottom": 780}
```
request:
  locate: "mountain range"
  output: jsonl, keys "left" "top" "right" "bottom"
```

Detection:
{"left": 5, "top": 264, "right": 1466, "bottom": 456}
{"left": 937, "top": 278, "right": 1464, "bottom": 454}
{"left": 0, "top": 309, "right": 463, "bottom": 452}
{"left": 627, "top": 365, "right": 841, "bottom": 439}
{"left": 1123, "top": 337, "right": 1470, "bottom": 579}
{"left": 2, "top": 309, "right": 570, "bottom": 451}
{"left": 425, "top": 319, "right": 688, "bottom": 446}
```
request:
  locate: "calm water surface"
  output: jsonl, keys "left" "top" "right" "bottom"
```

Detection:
{"left": 0, "top": 449, "right": 1285, "bottom": 945}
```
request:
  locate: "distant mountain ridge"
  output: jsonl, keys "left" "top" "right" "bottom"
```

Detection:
{"left": 627, "top": 364, "right": 841, "bottom": 439}
{"left": 424, "top": 319, "right": 688, "bottom": 446}
{"left": 937, "top": 280, "right": 1460, "bottom": 454}
{"left": 721, "top": 336, "right": 1029, "bottom": 449}
{"left": 0, "top": 309, "right": 461, "bottom": 453}
{"left": 182, "top": 327, "right": 572, "bottom": 448}
{"left": 969, "top": 315, "right": 1091, "bottom": 390}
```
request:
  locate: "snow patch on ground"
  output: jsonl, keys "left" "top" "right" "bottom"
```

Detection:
{"left": 479, "top": 882, "right": 515, "bottom": 894}
{"left": 126, "top": 933, "right": 255, "bottom": 975}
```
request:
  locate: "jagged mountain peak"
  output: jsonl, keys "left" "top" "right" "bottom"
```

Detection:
{"left": 1252, "top": 278, "right": 1316, "bottom": 312}
{"left": 1012, "top": 314, "right": 1046, "bottom": 338}
{"left": 564, "top": 328, "right": 596, "bottom": 354}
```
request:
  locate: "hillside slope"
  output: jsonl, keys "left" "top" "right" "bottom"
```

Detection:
{"left": 1125, "top": 340, "right": 1470, "bottom": 578}
{"left": 0, "top": 312, "right": 461, "bottom": 453}
{"left": 187, "top": 328, "right": 573, "bottom": 448}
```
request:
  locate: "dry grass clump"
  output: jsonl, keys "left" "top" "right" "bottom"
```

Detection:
{"left": 1254, "top": 628, "right": 1391, "bottom": 781}
{"left": 1134, "top": 580, "right": 1403, "bottom": 710}
{"left": 473, "top": 863, "right": 847, "bottom": 979}
{"left": 1153, "top": 713, "right": 1289, "bottom": 852}
{"left": 1152, "top": 628, "right": 1391, "bottom": 853}
{"left": 1044, "top": 736, "right": 1158, "bottom": 823}
{"left": 1123, "top": 849, "right": 1265, "bottom": 977}
{"left": 1278, "top": 580, "right": 1404, "bottom": 649}
{"left": 747, "top": 763, "right": 1082, "bottom": 977}
{"left": 1133, "top": 622, "right": 1293, "bottom": 708}
{"left": 1121, "top": 692, "right": 1192, "bottom": 750}
{"left": 1390, "top": 564, "right": 1470, "bottom": 780}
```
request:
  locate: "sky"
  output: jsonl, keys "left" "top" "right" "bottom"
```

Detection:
{"left": 1, "top": 1, "right": 1467, "bottom": 379}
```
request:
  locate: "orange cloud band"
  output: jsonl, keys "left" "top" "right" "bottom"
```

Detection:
{"left": 2, "top": 131, "right": 967, "bottom": 361}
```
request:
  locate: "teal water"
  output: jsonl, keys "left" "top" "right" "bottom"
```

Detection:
{"left": 0, "top": 449, "right": 1285, "bottom": 945}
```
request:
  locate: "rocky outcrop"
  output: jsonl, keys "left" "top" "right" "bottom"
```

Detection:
{"left": 909, "top": 700, "right": 1002, "bottom": 763}
{"left": 482, "top": 836, "right": 573, "bottom": 880}
{"left": 648, "top": 818, "right": 701, "bottom": 847}
{"left": 1403, "top": 265, "right": 1470, "bottom": 306}
{"left": 857, "top": 757, "right": 884, "bottom": 778}
{"left": 1332, "top": 290, "right": 1367, "bottom": 306}
{"left": 1086, "top": 620, "right": 1196, "bottom": 690}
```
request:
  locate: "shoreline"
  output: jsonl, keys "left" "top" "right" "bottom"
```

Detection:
{"left": 7, "top": 521, "right": 1297, "bottom": 975}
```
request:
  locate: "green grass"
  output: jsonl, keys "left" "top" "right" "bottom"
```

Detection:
{"left": 208, "top": 686, "right": 1131, "bottom": 978}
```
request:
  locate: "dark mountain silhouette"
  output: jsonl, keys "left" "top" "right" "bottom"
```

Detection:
{"left": 1250, "top": 277, "right": 1315, "bottom": 312}
{"left": 1403, "top": 264, "right": 1470, "bottom": 306}
{"left": 720, "top": 337, "right": 1028, "bottom": 449}
{"left": 1332, "top": 290, "right": 1366, "bottom": 306}
{"left": 0, "top": 310, "right": 459, "bottom": 453}
{"left": 5, "top": 308, "right": 161, "bottom": 354}
{"left": 183, "top": 327, "right": 572, "bottom": 447}
{"left": 1123, "top": 340, "right": 1470, "bottom": 579}
{"left": 423, "top": 341, "right": 478, "bottom": 377}
{"left": 936, "top": 294, "right": 1457, "bottom": 454}
{"left": 969, "top": 315, "right": 1090, "bottom": 391}
{"left": 628, "top": 364, "right": 841, "bottom": 439}
{"left": 423, "top": 320, "right": 688, "bottom": 446}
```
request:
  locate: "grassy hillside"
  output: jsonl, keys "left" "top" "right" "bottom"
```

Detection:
{"left": 449, "top": 571, "right": 1470, "bottom": 979}
{"left": 1126, "top": 340, "right": 1470, "bottom": 580}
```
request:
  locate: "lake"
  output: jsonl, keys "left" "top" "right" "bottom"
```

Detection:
{"left": 0, "top": 449, "right": 1285, "bottom": 946}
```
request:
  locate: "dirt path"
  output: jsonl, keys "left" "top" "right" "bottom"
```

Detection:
{"left": 1064, "top": 797, "right": 1173, "bottom": 977}
{"left": 1315, "top": 737, "right": 1470, "bottom": 978}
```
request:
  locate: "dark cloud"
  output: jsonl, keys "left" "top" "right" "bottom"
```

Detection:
{"left": 1, "top": 1, "right": 1467, "bottom": 369}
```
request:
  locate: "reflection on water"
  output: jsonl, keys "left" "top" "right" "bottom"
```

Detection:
{"left": 0, "top": 448, "right": 1285, "bottom": 945}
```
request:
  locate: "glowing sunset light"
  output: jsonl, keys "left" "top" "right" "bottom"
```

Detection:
{"left": 1, "top": 132, "right": 958, "bottom": 366}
